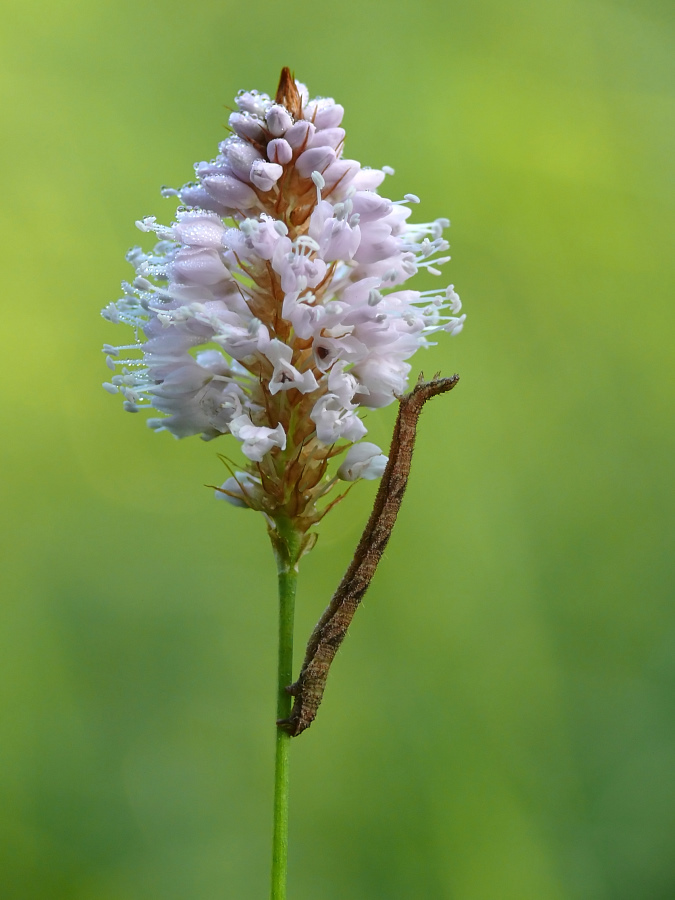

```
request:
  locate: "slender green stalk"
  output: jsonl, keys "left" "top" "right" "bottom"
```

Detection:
{"left": 270, "top": 519, "right": 301, "bottom": 900}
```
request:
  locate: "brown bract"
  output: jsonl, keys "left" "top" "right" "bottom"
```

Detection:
{"left": 275, "top": 66, "right": 303, "bottom": 119}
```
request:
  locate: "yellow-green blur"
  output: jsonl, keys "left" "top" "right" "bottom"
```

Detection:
{"left": 0, "top": 0, "right": 673, "bottom": 897}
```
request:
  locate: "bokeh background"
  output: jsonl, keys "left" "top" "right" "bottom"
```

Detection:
{"left": 2, "top": 0, "right": 674, "bottom": 897}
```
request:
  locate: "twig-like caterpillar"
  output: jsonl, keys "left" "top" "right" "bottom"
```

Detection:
{"left": 279, "top": 373, "right": 460, "bottom": 736}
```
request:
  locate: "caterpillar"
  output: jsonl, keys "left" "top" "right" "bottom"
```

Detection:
{"left": 279, "top": 373, "right": 460, "bottom": 737}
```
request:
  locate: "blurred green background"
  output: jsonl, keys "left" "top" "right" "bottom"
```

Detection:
{"left": 1, "top": 0, "right": 674, "bottom": 897}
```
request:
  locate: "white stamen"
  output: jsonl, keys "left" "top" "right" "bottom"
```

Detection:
{"left": 311, "top": 170, "right": 325, "bottom": 204}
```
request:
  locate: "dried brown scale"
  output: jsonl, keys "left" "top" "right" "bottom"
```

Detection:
{"left": 310, "top": 261, "right": 338, "bottom": 297}
{"left": 278, "top": 374, "right": 460, "bottom": 737}
{"left": 275, "top": 67, "right": 303, "bottom": 119}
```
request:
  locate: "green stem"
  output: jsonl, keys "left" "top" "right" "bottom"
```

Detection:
{"left": 270, "top": 518, "right": 301, "bottom": 900}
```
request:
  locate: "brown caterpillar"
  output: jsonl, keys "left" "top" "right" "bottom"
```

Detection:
{"left": 278, "top": 373, "right": 460, "bottom": 737}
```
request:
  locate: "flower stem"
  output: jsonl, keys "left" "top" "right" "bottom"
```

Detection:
{"left": 270, "top": 518, "right": 301, "bottom": 900}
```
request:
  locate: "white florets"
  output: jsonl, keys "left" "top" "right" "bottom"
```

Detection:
{"left": 102, "top": 76, "right": 464, "bottom": 501}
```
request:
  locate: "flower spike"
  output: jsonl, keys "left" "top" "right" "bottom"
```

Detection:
{"left": 102, "top": 70, "right": 464, "bottom": 535}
